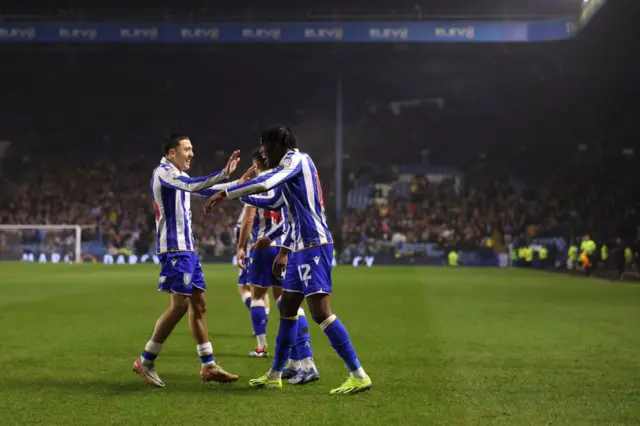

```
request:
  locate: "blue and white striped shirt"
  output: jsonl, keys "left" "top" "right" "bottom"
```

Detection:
{"left": 226, "top": 149, "right": 332, "bottom": 252}
{"left": 242, "top": 190, "right": 288, "bottom": 249}
{"left": 151, "top": 157, "right": 232, "bottom": 254}
{"left": 239, "top": 171, "right": 286, "bottom": 247}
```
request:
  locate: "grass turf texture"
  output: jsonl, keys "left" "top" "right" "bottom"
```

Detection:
{"left": 0, "top": 264, "right": 639, "bottom": 425}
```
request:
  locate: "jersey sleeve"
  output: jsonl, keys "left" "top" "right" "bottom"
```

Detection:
{"left": 264, "top": 217, "right": 286, "bottom": 241}
{"left": 240, "top": 186, "right": 285, "bottom": 211}
{"left": 156, "top": 165, "right": 229, "bottom": 193}
{"left": 194, "top": 180, "right": 239, "bottom": 198}
{"left": 225, "top": 152, "right": 301, "bottom": 199}
{"left": 281, "top": 220, "right": 293, "bottom": 251}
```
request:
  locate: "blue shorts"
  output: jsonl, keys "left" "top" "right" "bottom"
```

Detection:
{"left": 158, "top": 251, "right": 205, "bottom": 295}
{"left": 248, "top": 246, "right": 282, "bottom": 288}
{"left": 283, "top": 244, "right": 333, "bottom": 297}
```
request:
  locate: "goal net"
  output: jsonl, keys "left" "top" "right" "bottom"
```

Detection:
{"left": 0, "top": 224, "right": 82, "bottom": 264}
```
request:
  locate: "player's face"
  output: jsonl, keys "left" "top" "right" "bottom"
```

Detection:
{"left": 261, "top": 143, "right": 283, "bottom": 169}
{"left": 171, "top": 139, "right": 194, "bottom": 171}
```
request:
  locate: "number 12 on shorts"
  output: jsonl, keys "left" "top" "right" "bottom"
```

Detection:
{"left": 298, "top": 264, "right": 312, "bottom": 286}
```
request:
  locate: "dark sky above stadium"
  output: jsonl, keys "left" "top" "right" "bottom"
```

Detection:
{"left": 2, "top": 0, "right": 581, "bottom": 18}
{"left": 0, "top": 0, "right": 636, "bottom": 163}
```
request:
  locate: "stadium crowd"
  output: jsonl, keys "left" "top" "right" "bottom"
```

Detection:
{"left": 1, "top": 137, "right": 638, "bottom": 266}
{"left": 340, "top": 150, "right": 640, "bottom": 263}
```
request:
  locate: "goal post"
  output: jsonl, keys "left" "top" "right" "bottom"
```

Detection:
{"left": 0, "top": 224, "right": 83, "bottom": 264}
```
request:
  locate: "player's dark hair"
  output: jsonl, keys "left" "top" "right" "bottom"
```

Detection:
{"left": 163, "top": 134, "right": 189, "bottom": 156}
{"left": 260, "top": 125, "right": 298, "bottom": 151}
{"left": 252, "top": 149, "right": 267, "bottom": 169}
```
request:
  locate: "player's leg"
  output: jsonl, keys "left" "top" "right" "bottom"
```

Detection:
{"left": 247, "top": 247, "right": 270, "bottom": 356}
{"left": 133, "top": 254, "right": 190, "bottom": 388}
{"left": 288, "top": 305, "right": 320, "bottom": 385}
{"left": 237, "top": 266, "right": 253, "bottom": 335}
{"left": 263, "top": 291, "right": 271, "bottom": 315}
{"left": 186, "top": 255, "right": 239, "bottom": 383}
{"left": 304, "top": 245, "right": 371, "bottom": 395}
{"left": 270, "top": 268, "right": 283, "bottom": 319}
{"left": 249, "top": 285, "right": 269, "bottom": 356}
{"left": 238, "top": 267, "right": 252, "bottom": 311}
{"left": 272, "top": 284, "right": 299, "bottom": 378}
{"left": 248, "top": 258, "right": 304, "bottom": 389}
{"left": 134, "top": 293, "right": 189, "bottom": 388}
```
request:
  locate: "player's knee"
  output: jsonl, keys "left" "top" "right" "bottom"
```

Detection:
{"left": 251, "top": 286, "right": 266, "bottom": 300}
{"left": 189, "top": 292, "right": 207, "bottom": 316}
{"left": 311, "top": 313, "right": 331, "bottom": 325}
{"left": 278, "top": 300, "right": 299, "bottom": 318}
{"left": 170, "top": 295, "right": 189, "bottom": 316}
{"left": 175, "top": 301, "right": 189, "bottom": 316}
{"left": 191, "top": 300, "right": 206, "bottom": 316}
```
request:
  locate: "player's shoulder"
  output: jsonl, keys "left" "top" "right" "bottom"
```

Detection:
{"left": 279, "top": 149, "right": 305, "bottom": 168}
{"left": 155, "top": 159, "right": 183, "bottom": 178}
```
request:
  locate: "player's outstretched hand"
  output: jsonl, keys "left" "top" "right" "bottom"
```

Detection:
{"left": 237, "top": 247, "right": 247, "bottom": 269}
{"left": 255, "top": 236, "right": 271, "bottom": 251}
{"left": 272, "top": 251, "right": 288, "bottom": 277}
{"left": 223, "top": 150, "right": 241, "bottom": 176}
{"left": 238, "top": 164, "right": 258, "bottom": 184}
{"left": 204, "top": 191, "right": 228, "bottom": 216}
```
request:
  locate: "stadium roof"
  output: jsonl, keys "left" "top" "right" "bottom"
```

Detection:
{"left": 1, "top": 0, "right": 582, "bottom": 21}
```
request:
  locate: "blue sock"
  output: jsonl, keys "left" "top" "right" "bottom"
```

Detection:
{"left": 296, "top": 312, "right": 314, "bottom": 360}
{"left": 272, "top": 317, "right": 298, "bottom": 372}
{"left": 289, "top": 344, "right": 300, "bottom": 361}
{"left": 323, "top": 317, "right": 362, "bottom": 372}
{"left": 141, "top": 350, "right": 158, "bottom": 362}
{"left": 250, "top": 301, "right": 268, "bottom": 337}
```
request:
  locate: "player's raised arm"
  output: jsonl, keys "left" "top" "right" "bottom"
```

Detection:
{"left": 225, "top": 152, "right": 302, "bottom": 199}
{"left": 195, "top": 164, "right": 258, "bottom": 197}
{"left": 157, "top": 166, "right": 228, "bottom": 193}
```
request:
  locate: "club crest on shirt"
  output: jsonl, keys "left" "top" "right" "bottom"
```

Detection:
{"left": 279, "top": 156, "right": 292, "bottom": 168}
{"left": 183, "top": 273, "right": 192, "bottom": 286}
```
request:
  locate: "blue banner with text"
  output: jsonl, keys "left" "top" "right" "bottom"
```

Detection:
{"left": 0, "top": 19, "right": 576, "bottom": 43}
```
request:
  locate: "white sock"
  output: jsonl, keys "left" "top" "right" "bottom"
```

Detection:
{"left": 196, "top": 342, "right": 214, "bottom": 367}
{"left": 350, "top": 367, "right": 367, "bottom": 380}
{"left": 242, "top": 291, "right": 251, "bottom": 306}
{"left": 142, "top": 340, "right": 162, "bottom": 365}
{"left": 256, "top": 334, "right": 267, "bottom": 348}
{"left": 267, "top": 369, "right": 282, "bottom": 380}
{"left": 301, "top": 357, "right": 315, "bottom": 371}
{"left": 288, "top": 359, "right": 301, "bottom": 370}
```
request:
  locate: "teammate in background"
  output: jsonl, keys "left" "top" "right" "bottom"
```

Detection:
{"left": 235, "top": 208, "right": 253, "bottom": 318}
{"left": 133, "top": 134, "right": 243, "bottom": 388}
{"left": 236, "top": 150, "right": 281, "bottom": 357}
{"left": 205, "top": 125, "right": 371, "bottom": 395}
{"left": 239, "top": 150, "right": 319, "bottom": 385}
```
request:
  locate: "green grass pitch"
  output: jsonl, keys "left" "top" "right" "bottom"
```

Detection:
{"left": 0, "top": 264, "right": 639, "bottom": 425}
